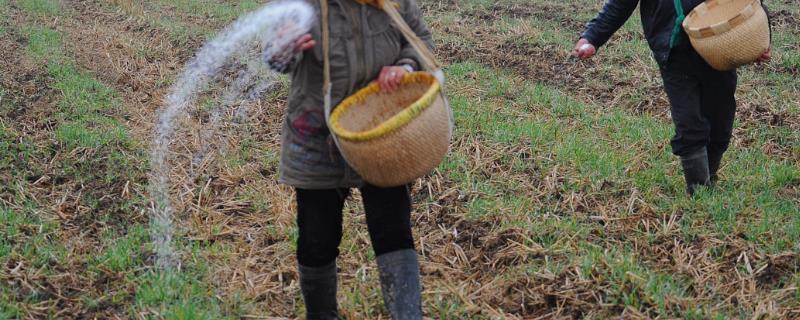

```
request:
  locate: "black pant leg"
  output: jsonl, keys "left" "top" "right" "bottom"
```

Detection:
{"left": 660, "top": 49, "right": 710, "bottom": 157}
{"left": 700, "top": 68, "right": 738, "bottom": 158}
{"left": 296, "top": 188, "right": 350, "bottom": 267}
{"left": 360, "top": 184, "right": 415, "bottom": 256}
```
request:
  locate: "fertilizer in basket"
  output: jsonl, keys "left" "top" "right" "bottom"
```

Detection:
{"left": 150, "top": 1, "right": 313, "bottom": 270}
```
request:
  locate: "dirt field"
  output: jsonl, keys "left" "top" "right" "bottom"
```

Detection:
{"left": 1, "top": 0, "right": 798, "bottom": 318}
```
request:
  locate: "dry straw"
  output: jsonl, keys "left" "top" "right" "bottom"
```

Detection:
{"left": 683, "top": 0, "right": 770, "bottom": 71}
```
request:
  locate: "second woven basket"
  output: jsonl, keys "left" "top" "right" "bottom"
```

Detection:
{"left": 329, "top": 72, "right": 450, "bottom": 187}
{"left": 683, "top": 0, "right": 770, "bottom": 71}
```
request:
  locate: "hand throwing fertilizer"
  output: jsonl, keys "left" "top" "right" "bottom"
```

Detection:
{"left": 149, "top": 1, "right": 313, "bottom": 270}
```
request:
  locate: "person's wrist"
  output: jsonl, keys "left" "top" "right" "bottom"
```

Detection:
{"left": 400, "top": 64, "right": 414, "bottom": 73}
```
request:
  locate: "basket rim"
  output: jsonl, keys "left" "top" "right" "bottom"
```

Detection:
{"left": 330, "top": 71, "right": 441, "bottom": 142}
{"left": 683, "top": 0, "right": 760, "bottom": 39}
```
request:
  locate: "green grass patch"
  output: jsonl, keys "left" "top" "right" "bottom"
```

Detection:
{"left": 0, "top": 21, "right": 151, "bottom": 318}
{"left": 22, "top": 26, "right": 64, "bottom": 61}
{"left": 0, "top": 204, "right": 65, "bottom": 317}
{"left": 0, "top": 0, "right": 9, "bottom": 34}
{"left": 23, "top": 26, "right": 134, "bottom": 150}
{"left": 132, "top": 270, "right": 227, "bottom": 319}
{"left": 439, "top": 57, "right": 800, "bottom": 317}
{"left": 18, "top": 0, "right": 61, "bottom": 16}
{"left": 131, "top": 238, "right": 249, "bottom": 319}
{"left": 94, "top": 225, "right": 148, "bottom": 273}
{"left": 155, "top": 0, "right": 261, "bottom": 22}
{"left": 17, "top": 20, "right": 238, "bottom": 320}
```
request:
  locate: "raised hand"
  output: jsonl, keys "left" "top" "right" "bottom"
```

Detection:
{"left": 292, "top": 33, "right": 316, "bottom": 53}
{"left": 265, "top": 32, "right": 315, "bottom": 72}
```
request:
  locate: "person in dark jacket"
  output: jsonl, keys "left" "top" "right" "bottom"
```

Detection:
{"left": 573, "top": 0, "right": 771, "bottom": 195}
{"left": 266, "top": 0, "right": 432, "bottom": 318}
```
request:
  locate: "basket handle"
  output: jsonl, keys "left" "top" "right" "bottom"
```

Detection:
{"left": 320, "top": 0, "right": 333, "bottom": 123}
{"left": 380, "top": 1, "right": 440, "bottom": 72}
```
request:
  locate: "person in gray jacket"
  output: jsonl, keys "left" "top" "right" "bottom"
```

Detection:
{"left": 266, "top": 0, "right": 433, "bottom": 318}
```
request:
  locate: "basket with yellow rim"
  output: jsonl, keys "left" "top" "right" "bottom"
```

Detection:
{"left": 319, "top": 0, "right": 451, "bottom": 187}
{"left": 682, "top": 0, "right": 770, "bottom": 71}
{"left": 329, "top": 72, "right": 450, "bottom": 187}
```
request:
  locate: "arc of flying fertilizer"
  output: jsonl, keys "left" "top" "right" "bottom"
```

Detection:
{"left": 149, "top": 0, "right": 314, "bottom": 270}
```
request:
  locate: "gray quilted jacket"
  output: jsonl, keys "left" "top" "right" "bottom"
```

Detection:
{"left": 276, "top": 0, "right": 433, "bottom": 189}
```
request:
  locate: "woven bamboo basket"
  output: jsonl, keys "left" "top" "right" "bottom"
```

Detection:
{"left": 683, "top": 0, "right": 770, "bottom": 71}
{"left": 329, "top": 72, "right": 450, "bottom": 187}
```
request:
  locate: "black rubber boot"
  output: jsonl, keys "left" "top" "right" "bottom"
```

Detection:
{"left": 680, "top": 147, "right": 711, "bottom": 195}
{"left": 376, "top": 249, "right": 422, "bottom": 320}
{"left": 299, "top": 261, "right": 339, "bottom": 320}
{"left": 707, "top": 149, "right": 725, "bottom": 186}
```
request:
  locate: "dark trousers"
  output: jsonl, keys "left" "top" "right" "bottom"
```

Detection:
{"left": 659, "top": 45, "right": 738, "bottom": 158}
{"left": 295, "top": 184, "right": 414, "bottom": 267}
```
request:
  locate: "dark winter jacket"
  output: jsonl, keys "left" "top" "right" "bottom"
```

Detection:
{"left": 581, "top": 0, "right": 705, "bottom": 66}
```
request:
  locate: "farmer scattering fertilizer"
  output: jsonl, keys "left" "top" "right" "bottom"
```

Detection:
{"left": 573, "top": 0, "right": 772, "bottom": 195}
{"left": 264, "top": 0, "right": 440, "bottom": 318}
{"left": 152, "top": 0, "right": 442, "bottom": 317}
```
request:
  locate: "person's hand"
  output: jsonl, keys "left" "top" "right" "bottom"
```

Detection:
{"left": 754, "top": 48, "right": 771, "bottom": 64}
{"left": 378, "top": 66, "right": 408, "bottom": 92}
{"left": 572, "top": 38, "right": 596, "bottom": 60}
{"left": 266, "top": 33, "right": 314, "bottom": 72}
{"left": 292, "top": 33, "right": 315, "bottom": 53}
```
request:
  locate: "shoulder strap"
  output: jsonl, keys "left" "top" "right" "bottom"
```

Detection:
{"left": 320, "top": 0, "right": 439, "bottom": 93}
{"left": 380, "top": 0, "right": 440, "bottom": 71}
{"left": 320, "top": 0, "right": 334, "bottom": 122}
{"left": 320, "top": 0, "right": 331, "bottom": 93}
{"left": 670, "top": 0, "right": 686, "bottom": 48}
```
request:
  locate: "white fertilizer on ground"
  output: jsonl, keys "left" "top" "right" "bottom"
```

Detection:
{"left": 150, "top": 1, "right": 313, "bottom": 270}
